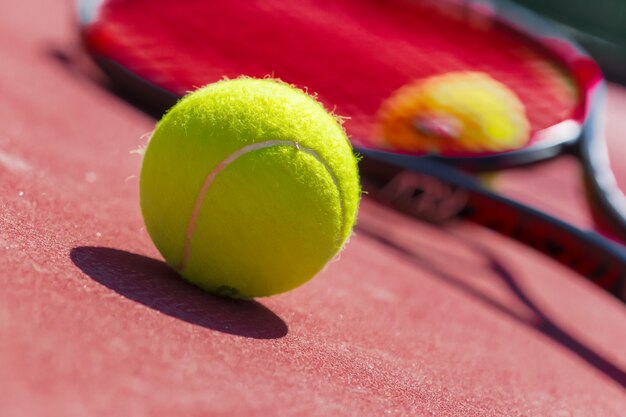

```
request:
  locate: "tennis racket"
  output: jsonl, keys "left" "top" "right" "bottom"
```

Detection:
{"left": 77, "top": 0, "right": 626, "bottom": 301}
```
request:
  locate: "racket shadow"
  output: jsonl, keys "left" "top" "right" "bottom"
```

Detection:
{"left": 47, "top": 46, "right": 172, "bottom": 119}
{"left": 70, "top": 246, "right": 289, "bottom": 340}
{"left": 357, "top": 223, "right": 626, "bottom": 389}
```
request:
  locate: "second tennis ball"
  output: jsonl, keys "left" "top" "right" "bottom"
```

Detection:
{"left": 378, "top": 71, "right": 530, "bottom": 154}
{"left": 140, "top": 78, "right": 361, "bottom": 298}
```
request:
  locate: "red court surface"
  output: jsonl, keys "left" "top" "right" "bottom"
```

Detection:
{"left": 1, "top": 1, "right": 626, "bottom": 416}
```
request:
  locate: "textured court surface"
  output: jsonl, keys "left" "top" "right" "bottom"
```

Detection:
{"left": 1, "top": 1, "right": 625, "bottom": 416}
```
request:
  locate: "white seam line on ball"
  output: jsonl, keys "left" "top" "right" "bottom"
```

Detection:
{"left": 178, "top": 140, "right": 344, "bottom": 271}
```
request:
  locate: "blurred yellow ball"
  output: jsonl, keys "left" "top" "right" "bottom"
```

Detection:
{"left": 377, "top": 71, "right": 530, "bottom": 154}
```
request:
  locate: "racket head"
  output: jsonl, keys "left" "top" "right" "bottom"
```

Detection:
{"left": 78, "top": 0, "right": 603, "bottom": 171}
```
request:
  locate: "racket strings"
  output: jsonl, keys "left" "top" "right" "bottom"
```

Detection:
{"left": 85, "top": 0, "right": 578, "bottom": 146}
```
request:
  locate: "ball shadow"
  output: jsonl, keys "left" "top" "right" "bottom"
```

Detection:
{"left": 70, "top": 246, "right": 288, "bottom": 339}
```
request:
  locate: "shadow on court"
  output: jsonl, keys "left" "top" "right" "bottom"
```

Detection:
{"left": 70, "top": 246, "right": 289, "bottom": 340}
{"left": 357, "top": 223, "right": 626, "bottom": 389}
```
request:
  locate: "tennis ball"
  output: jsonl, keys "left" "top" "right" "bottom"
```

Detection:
{"left": 140, "top": 78, "right": 360, "bottom": 299}
{"left": 377, "top": 71, "right": 530, "bottom": 154}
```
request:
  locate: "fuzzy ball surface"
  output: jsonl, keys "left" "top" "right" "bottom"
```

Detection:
{"left": 140, "top": 78, "right": 360, "bottom": 298}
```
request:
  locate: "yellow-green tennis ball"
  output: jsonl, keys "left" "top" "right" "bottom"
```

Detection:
{"left": 140, "top": 78, "right": 360, "bottom": 298}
